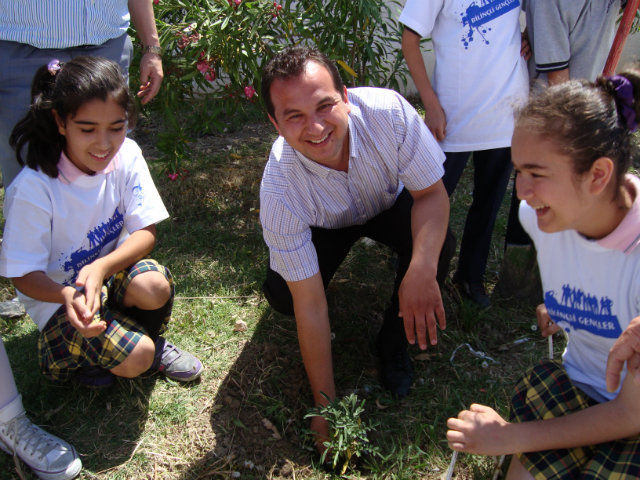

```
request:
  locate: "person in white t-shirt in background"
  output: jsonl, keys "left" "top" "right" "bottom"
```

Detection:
{"left": 447, "top": 67, "right": 640, "bottom": 479}
{"left": 0, "top": 56, "right": 202, "bottom": 479}
{"left": 400, "top": 0, "right": 530, "bottom": 307}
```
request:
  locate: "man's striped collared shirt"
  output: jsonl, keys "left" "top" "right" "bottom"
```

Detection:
{"left": 0, "top": 1, "right": 129, "bottom": 49}
{"left": 260, "top": 87, "right": 445, "bottom": 283}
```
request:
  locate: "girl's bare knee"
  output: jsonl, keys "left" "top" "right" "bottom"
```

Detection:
{"left": 111, "top": 335, "right": 156, "bottom": 378}
{"left": 123, "top": 271, "right": 171, "bottom": 309}
{"left": 505, "top": 455, "right": 535, "bottom": 480}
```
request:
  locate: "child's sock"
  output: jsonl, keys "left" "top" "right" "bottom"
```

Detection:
{"left": 0, "top": 336, "right": 20, "bottom": 411}
{"left": 126, "top": 298, "right": 172, "bottom": 341}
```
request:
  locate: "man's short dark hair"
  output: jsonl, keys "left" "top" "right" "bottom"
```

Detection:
{"left": 261, "top": 45, "right": 345, "bottom": 120}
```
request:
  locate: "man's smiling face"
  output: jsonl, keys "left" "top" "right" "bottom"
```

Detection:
{"left": 268, "top": 61, "right": 351, "bottom": 172}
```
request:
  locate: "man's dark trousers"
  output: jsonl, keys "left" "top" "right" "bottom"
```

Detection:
{"left": 262, "top": 188, "right": 455, "bottom": 351}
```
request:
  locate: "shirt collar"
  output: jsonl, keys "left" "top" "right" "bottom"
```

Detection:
{"left": 596, "top": 174, "right": 640, "bottom": 254}
{"left": 57, "top": 150, "right": 118, "bottom": 185}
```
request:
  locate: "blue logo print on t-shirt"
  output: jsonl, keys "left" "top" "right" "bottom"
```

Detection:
{"left": 544, "top": 286, "right": 622, "bottom": 339}
{"left": 460, "top": 0, "right": 520, "bottom": 48}
{"left": 61, "top": 208, "right": 125, "bottom": 285}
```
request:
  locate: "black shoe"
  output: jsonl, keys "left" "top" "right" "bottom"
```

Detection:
{"left": 376, "top": 336, "right": 414, "bottom": 398}
{"left": 451, "top": 279, "right": 491, "bottom": 308}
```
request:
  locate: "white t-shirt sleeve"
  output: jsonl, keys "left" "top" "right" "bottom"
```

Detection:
{"left": 518, "top": 200, "right": 539, "bottom": 242}
{"left": 0, "top": 175, "right": 52, "bottom": 279}
{"left": 398, "top": 0, "right": 444, "bottom": 38}
{"left": 121, "top": 146, "right": 169, "bottom": 233}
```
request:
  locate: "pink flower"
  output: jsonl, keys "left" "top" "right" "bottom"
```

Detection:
{"left": 167, "top": 172, "right": 179, "bottom": 181}
{"left": 276, "top": 4, "right": 282, "bottom": 9}
{"left": 244, "top": 85, "right": 256, "bottom": 99}
{"left": 154, "top": 0, "right": 159, "bottom": 4}
{"left": 234, "top": 0, "right": 242, "bottom": 4}
{"left": 197, "top": 60, "right": 209, "bottom": 73}
{"left": 200, "top": 51, "right": 206, "bottom": 59}
{"left": 205, "top": 70, "right": 216, "bottom": 82}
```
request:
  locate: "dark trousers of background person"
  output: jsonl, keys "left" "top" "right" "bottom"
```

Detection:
{"left": 441, "top": 148, "right": 513, "bottom": 285}
{"left": 262, "top": 188, "right": 456, "bottom": 352}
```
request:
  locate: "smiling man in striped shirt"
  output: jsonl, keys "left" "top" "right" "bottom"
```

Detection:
{"left": 259, "top": 46, "right": 454, "bottom": 451}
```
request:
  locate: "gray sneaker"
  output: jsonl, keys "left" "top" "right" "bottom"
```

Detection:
{"left": 0, "top": 395, "right": 81, "bottom": 480}
{"left": 150, "top": 336, "right": 203, "bottom": 382}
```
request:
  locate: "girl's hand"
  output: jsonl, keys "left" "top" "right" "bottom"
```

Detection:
{"left": 537, "top": 303, "right": 559, "bottom": 337}
{"left": 75, "top": 261, "right": 108, "bottom": 319}
{"left": 446, "top": 404, "right": 512, "bottom": 455}
{"left": 62, "top": 287, "right": 106, "bottom": 338}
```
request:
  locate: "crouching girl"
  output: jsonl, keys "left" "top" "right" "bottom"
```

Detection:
{"left": 447, "top": 65, "right": 640, "bottom": 479}
{"left": 0, "top": 56, "right": 202, "bottom": 389}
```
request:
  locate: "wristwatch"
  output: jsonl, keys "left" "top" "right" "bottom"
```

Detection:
{"left": 142, "top": 45, "right": 163, "bottom": 55}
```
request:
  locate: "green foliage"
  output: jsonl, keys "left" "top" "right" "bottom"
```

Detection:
{"left": 305, "top": 393, "right": 381, "bottom": 474}
{"left": 129, "top": 0, "right": 407, "bottom": 172}
{"left": 295, "top": 0, "right": 409, "bottom": 90}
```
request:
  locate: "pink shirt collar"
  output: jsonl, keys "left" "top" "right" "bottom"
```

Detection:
{"left": 597, "top": 174, "right": 640, "bottom": 254}
{"left": 57, "top": 150, "right": 118, "bottom": 185}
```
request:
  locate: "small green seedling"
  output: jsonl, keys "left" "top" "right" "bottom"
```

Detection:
{"left": 305, "top": 393, "right": 381, "bottom": 474}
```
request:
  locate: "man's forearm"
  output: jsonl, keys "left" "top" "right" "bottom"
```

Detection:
{"left": 288, "top": 273, "right": 336, "bottom": 407}
{"left": 409, "top": 180, "right": 449, "bottom": 273}
{"left": 128, "top": 0, "right": 160, "bottom": 47}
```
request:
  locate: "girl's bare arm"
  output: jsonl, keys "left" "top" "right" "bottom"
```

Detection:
{"left": 446, "top": 372, "right": 640, "bottom": 456}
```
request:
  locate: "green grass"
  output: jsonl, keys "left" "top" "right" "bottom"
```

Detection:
{"left": 0, "top": 113, "right": 563, "bottom": 480}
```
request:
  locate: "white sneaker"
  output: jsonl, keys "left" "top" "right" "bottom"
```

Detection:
{"left": 0, "top": 395, "right": 81, "bottom": 480}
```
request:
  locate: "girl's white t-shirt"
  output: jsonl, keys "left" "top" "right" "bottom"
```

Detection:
{"left": 0, "top": 138, "right": 169, "bottom": 331}
{"left": 520, "top": 178, "right": 640, "bottom": 401}
{"left": 399, "top": 0, "right": 529, "bottom": 152}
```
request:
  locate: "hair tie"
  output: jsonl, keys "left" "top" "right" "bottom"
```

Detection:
{"left": 607, "top": 75, "right": 638, "bottom": 133}
{"left": 47, "top": 59, "right": 61, "bottom": 76}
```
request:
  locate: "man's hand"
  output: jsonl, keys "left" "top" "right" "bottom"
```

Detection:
{"left": 398, "top": 266, "right": 445, "bottom": 349}
{"left": 61, "top": 286, "right": 107, "bottom": 338}
{"left": 446, "top": 404, "right": 512, "bottom": 455}
{"left": 606, "top": 316, "right": 640, "bottom": 392}
{"left": 138, "top": 52, "right": 163, "bottom": 104}
{"left": 536, "top": 303, "right": 559, "bottom": 337}
{"left": 424, "top": 104, "right": 447, "bottom": 142}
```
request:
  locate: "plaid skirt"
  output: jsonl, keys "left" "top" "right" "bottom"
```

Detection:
{"left": 38, "top": 259, "right": 174, "bottom": 381}
{"left": 509, "top": 359, "right": 640, "bottom": 480}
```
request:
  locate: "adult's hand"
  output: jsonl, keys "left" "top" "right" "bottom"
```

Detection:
{"left": 606, "top": 316, "right": 640, "bottom": 392}
{"left": 129, "top": 0, "right": 164, "bottom": 103}
{"left": 399, "top": 268, "right": 445, "bottom": 349}
{"left": 399, "top": 181, "right": 449, "bottom": 349}
{"left": 138, "top": 52, "right": 164, "bottom": 104}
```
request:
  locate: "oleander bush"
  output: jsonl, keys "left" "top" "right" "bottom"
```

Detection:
{"left": 128, "top": 0, "right": 408, "bottom": 172}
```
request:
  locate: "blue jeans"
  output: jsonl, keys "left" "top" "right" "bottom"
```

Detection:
{"left": 0, "top": 34, "right": 133, "bottom": 187}
{"left": 442, "top": 148, "right": 513, "bottom": 284}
